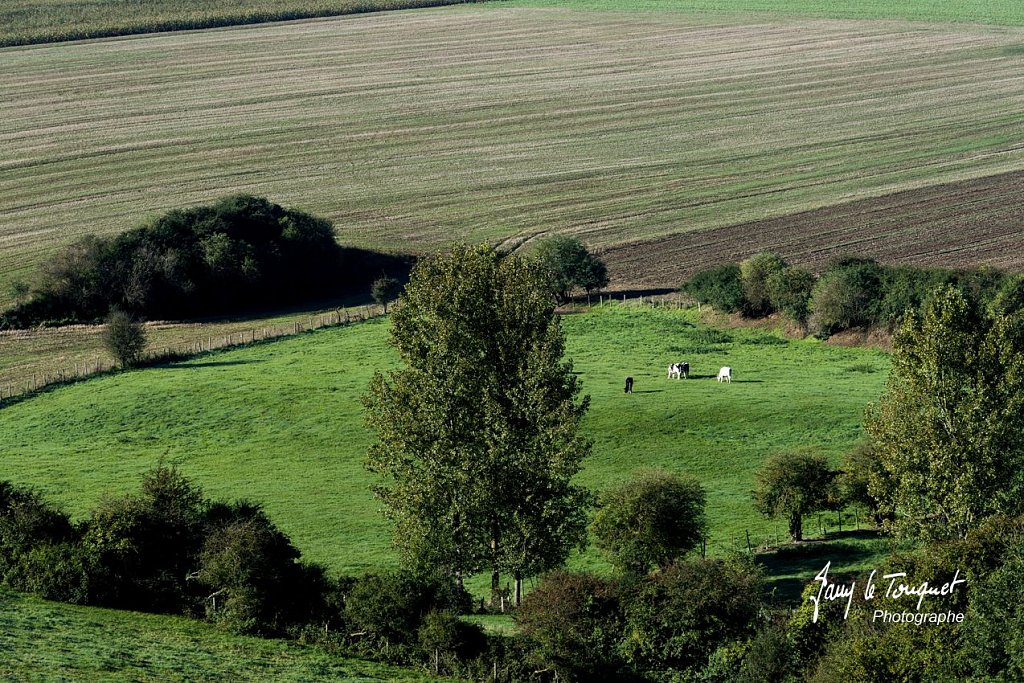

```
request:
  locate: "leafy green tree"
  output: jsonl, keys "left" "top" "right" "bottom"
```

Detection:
{"left": 591, "top": 469, "right": 707, "bottom": 575}
{"left": 531, "top": 235, "right": 609, "bottom": 302}
{"left": 104, "top": 308, "right": 147, "bottom": 368}
{"left": 767, "top": 265, "right": 816, "bottom": 325}
{"left": 363, "top": 244, "right": 592, "bottom": 603}
{"left": 371, "top": 275, "right": 402, "bottom": 313}
{"left": 808, "top": 259, "right": 884, "bottom": 336}
{"left": 752, "top": 449, "right": 837, "bottom": 542}
{"left": 740, "top": 252, "right": 787, "bottom": 317}
{"left": 683, "top": 263, "right": 744, "bottom": 313}
{"left": 865, "top": 286, "right": 1024, "bottom": 540}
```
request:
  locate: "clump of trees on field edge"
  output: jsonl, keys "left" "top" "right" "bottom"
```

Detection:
{"left": 682, "top": 252, "right": 1020, "bottom": 338}
{"left": 0, "top": 195, "right": 412, "bottom": 328}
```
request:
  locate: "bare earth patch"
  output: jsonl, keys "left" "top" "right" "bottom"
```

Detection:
{"left": 602, "top": 169, "right": 1024, "bottom": 288}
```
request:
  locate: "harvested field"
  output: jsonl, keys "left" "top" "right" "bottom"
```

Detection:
{"left": 4, "top": 8, "right": 1024, "bottom": 306}
{"left": 602, "top": 169, "right": 1024, "bottom": 288}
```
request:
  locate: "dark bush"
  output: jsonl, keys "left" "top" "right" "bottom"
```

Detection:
{"left": 618, "top": 558, "right": 764, "bottom": 676}
{"left": 0, "top": 195, "right": 412, "bottom": 327}
{"left": 83, "top": 465, "right": 207, "bottom": 613}
{"left": 0, "top": 482, "right": 82, "bottom": 599}
{"left": 417, "top": 609, "right": 488, "bottom": 676}
{"left": 516, "top": 570, "right": 625, "bottom": 682}
{"left": 344, "top": 570, "right": 471, "bottom": 651}
{"left": 683, "top": 264, "right": 744, "bottom": 313}
{"left": 196, "top": 503, "right": 324, "bottom": 635}
{"left": 104, "top": 308, "right": 147, "bottom": 368}
{"left": 766, "top": 265, "right": 815, "bottom": 325}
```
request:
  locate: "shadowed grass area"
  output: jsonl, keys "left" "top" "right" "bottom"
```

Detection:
{"left": 0, "top": 589, "right": 455, "bottom": 681}
{"left": 0, "top": 306, "right": 890, "bottom": 588}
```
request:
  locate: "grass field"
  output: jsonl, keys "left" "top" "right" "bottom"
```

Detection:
{"left": 0, "top": 306, "right": 890, "bottom": 581}
{"left": 4, "top": 7, "right": 1024, "bottom": 307}
{"left": 0, "top": 589, "right": 454, "bottom": 681}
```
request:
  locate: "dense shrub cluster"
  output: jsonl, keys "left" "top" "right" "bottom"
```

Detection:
{"left": 683, "top": 253, "right": 1011, "bottom": 337}
{"left": 0, "top": 195, "right": 410, "bottom": 328}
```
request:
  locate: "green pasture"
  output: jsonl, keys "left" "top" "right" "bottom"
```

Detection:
{"left": 3, "top": 7, "right": 1024, "bottom": 306}
{"left": 0, "top": 306, "right": 890, "bottom": 583}
{"left": 0, "top": 589, "right": 453, "bottom": 681}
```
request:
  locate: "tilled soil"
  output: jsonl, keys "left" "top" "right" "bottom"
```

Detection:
{"left": 602, "top": 170, "right": 1024, "bottom": 289}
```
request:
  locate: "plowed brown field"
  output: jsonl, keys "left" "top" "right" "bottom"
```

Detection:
{"left": 602, "top": 170, "right": 1024, "bottom": 288}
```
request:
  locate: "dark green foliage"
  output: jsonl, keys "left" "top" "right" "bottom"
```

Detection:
{"left": 516, "top": 570, "right": 626, "bottom": 682}
{"left": 682, "top": 263, "right": 744, "bottom": 313}
{"left": 808, "top": 259, "right": 885, "bottom": 336}
{"left": 990, "top": 273, "right": 1024, "bottom": 317}
{"left": 371, "top": 275, "right": 402, "bottom": 313}
{"left": 104, "top": 308, "right": 147, "bottom": 368}
{"left": 766, "top": 265, "right": 815, "bottom": 325}
{"left": 965, "top": 540, "right": 1024, "bottom": 680}
{"left": 196, "top": 505, "right": 326, "bottom": 635}
{"left": 736, "top": 625, "right": 795, "bottom": 683}
{"left": 866, "top": 286, "right": 1024, "bottom": 540}
{"left": 531, "top": 235, "right": 609, "bottom": 302}
{"left": 740, "top": 252, "right": 787, "bottom": 317}
{"left": 344, "top": 570, "right": 471, "bottom": 649}
{"left": 0, "top": 481, "right": 82, "bottom": 600}
{"left": 752, "top": 449, "right": 837, "bottom": 542}
{"left": 84, "top": 465, "right": 207, "bottom": 613}
{"left": 417, "top": 609, "right": 487, "bottom": 676}
{"left": 618, "top": 558, "right": 764, "bottom": 676}
{"left": 591, "top": 468, "right": 707, "bottom": 575}
{"left": 0, "top": 195, "right": 411, "bottom": 327}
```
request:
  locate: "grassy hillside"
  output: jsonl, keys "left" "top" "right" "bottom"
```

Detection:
{"left": 0, "top": 0, "right": 476, "bottom": 47}
{"left": 0, "top": 306, "right": 889, "bottom": 576}
{"left": 503, "top": 0, "right": 1024, "bottom": 25}
{"left": 3, "top": 7, "right": 1024, "bottom": 305}
{"left": 0, "top": 589, "right": 453, "bottom": 681}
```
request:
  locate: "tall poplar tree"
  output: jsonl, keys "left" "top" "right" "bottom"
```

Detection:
{"left": 363, "top": 244, "right": 591, "bottom": 603}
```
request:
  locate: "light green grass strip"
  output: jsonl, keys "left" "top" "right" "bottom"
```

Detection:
{"left": 0, "top": 588, "right": 455, "bottom": 682}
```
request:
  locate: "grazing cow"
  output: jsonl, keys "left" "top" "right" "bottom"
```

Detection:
{"left": 717, "top": 366, "right": 732, "bottom": 383}
{"left": 667, "top": 362, "right": 690, "bottom": 380}
{"left": 624, "top": 376, "right": 634, "bottom": 394}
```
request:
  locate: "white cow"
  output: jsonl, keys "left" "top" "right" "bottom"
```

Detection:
{"left": 717, "top": 366, "right": 732, "bottom": 383}
{"left": 668, "top": 363, "right": 681, "bottom": 380}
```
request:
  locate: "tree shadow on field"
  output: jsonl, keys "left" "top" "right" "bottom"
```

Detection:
{"left": 757, "top": 530, "right": 884, "bottom": 606}
{"left": 629, "top": 390, "right": 664, "bottom": 394}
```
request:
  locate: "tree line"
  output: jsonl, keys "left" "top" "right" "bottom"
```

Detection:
{"left": 0, "top": 195, "right": 411, "bottom": 329}
{"left": 683, "top": 253, "right": 1021, "bottom": 337}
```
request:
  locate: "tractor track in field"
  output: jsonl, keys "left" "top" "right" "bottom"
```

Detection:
{"left": 601, "top": 170, "right": 1024, "bottom": 288}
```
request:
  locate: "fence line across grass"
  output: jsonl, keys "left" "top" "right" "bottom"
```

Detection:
{"left": 0, "top": 304, "right": 387, "bottom": 406}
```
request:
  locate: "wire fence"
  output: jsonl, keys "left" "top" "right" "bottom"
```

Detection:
{"left": 0, "top": 304, "right": 386, "bottom": 405}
